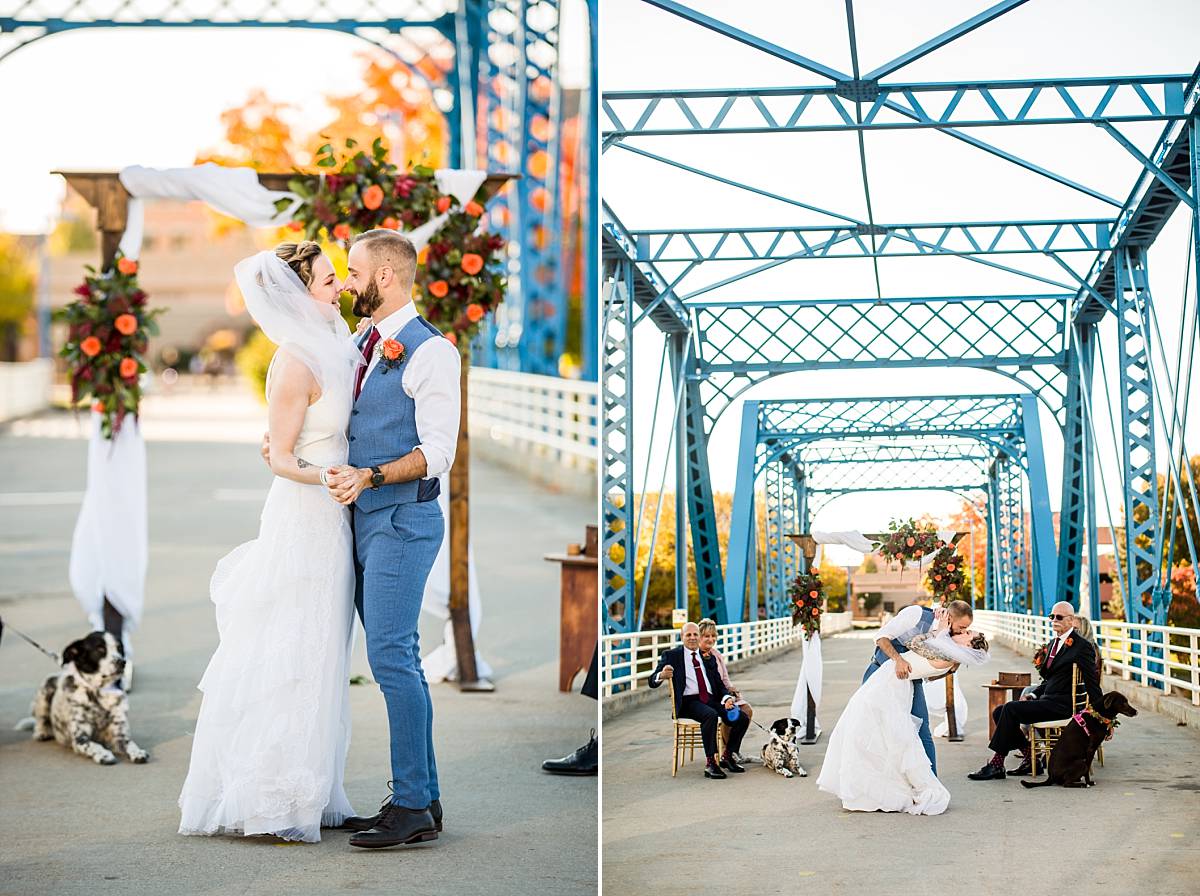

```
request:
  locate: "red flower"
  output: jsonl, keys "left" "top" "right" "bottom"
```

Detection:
{"left": 465, "top": 303, "right": 484, "bottom": 323}
{"left": 464, "top": 200, "right": 484, "bottom": 218}
{"left": 73, "top": 284, "right": 92, "bottom": 298}
{"left": 80, "top": 336, "right": 102, "bottom": 357}
{"left": 117, "top": 257, "right": 138, "bottom": 275}
{"left": 332, "top": 223, "right": 352, "bottom": 242}
{"left": 381, "top": 216, "right": 399, "bottom": 230}
{"left": 436, "top": 195, "right": 453, "bottom": 214}
{"left": 428, "top": 280, "right": 449, "bottom": 298}
{"left": 461, "top": 253, "right": 484, "bottom": 276}
{"left": 115, "top": 314, "right": 138, "bottom": 336}
{"left": 119, "top": 357, "right": 138, "bottom": 379}
{"left": 362, "top": 184, "right": 385, "bottom": 211}
{"left": 380, "top": 339, "right": 404, "bottom": 361}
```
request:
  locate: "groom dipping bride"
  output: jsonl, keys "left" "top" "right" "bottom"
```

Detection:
{"left": 817, "top": 601, "right": 990, "bottom": 815}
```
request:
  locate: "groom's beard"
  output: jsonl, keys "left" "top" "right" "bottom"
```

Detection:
{"left": 351, "top": 277, "right": 383, "bottom": 318}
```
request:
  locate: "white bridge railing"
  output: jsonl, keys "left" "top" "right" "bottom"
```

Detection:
{"left": 467, "top": 367, "right": 597, "bottom": 474}
{"left": 601, "top": 611, "right": 852, "bottom": 698}
{"left": 976, "top": 610, "right": 1200, "bottom": 706}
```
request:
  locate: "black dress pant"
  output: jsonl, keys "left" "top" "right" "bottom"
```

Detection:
{"left": 680, "top": 695, "right": 751, "bottom": 760}
{"left": 581, "top": 647, "right": 598, "bottom": 701}
{"left": 988, "top": 697, "right": 1071, "bottom": 754}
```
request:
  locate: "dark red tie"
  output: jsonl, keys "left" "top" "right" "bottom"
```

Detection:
{"left": 354, "top": 327, "right": 380, "bottom": 400}
{"left": 1046, "top": 637, "right": 1061, "bottom": 669}
{"left": 691, "top": 650, "right": 710, "bottom": 703}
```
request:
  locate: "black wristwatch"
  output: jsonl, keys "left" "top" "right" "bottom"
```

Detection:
{"left": 369, "top": 465, "right": 385, "bottom": 490}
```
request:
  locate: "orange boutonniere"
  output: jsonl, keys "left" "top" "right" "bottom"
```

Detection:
{"left": 375, "top": 338, "right": 406, "bottom": 373}
{"left": 1066, "top": 637, "right": 1074, "bottom": 647}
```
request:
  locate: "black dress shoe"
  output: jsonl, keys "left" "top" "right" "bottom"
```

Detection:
{"left": 704, "top": 760, "right": 727, "bottom": 779}
{"left": 342, "top": 797, "right": 443, "bottom": 833}
{"left": 541, "top": 730, "right": 598, "bottom": 776}
{"left": 719, "top": 756, "right": 745, "bottom": 773}
{"left": 1009, "top": 759, "right": 1033, "bottom": 777}
{"left": 348, "top": 804, "right": 438, "bottom": 850}
{"left": 967, "top": 763, "right": 1007, "bottom": 781}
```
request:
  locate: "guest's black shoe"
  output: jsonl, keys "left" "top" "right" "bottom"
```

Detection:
{"left": 719, "top": 755, "right": 745, "bottom": 773}
{"left": 1009, "top": 758, "right": 1033, "bottom": 777}
{"left": 348, "top": 804, "right": 438, "bottom": 850}
{"left": 541, "top": 730, "right": 598, "bottom": 776}
{"left": 967, "top": 763, "right": 1007, "bottom": 781}
{"left": 704, "top": 760, "right": 727, "bottom": 779}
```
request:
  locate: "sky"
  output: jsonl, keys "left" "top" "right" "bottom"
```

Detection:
{"left": 600, "top": 0, "right": 1200, "bottom": 538}
{"left": 0, "top": 0, "right": 590, "bottom": 234}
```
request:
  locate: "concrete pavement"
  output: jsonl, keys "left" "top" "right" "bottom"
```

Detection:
{"left": 0, "top": 402, "right": 597, "bottom": 896}
{"left": 602, "top": 630, "right": 1200, "bottom": 896}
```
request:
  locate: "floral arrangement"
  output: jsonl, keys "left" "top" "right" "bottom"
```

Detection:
{"left": 926, "top": 545, "right": 965, "bottom": 601}
{"left": 789, "top": 571, "right": 824, "bottom": 639}
{"left": 874, "top": 518, "right": 944, "bottom": 571}
{"left": 58, "top": 254, "right": 162, "bottom": 438}
{"left": 281, "top": 137, "right": 505, "bottom": 347}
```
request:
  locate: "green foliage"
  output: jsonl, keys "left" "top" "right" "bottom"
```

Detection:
{"left": 0, "top": 234, "right": 35, "bottom": 324}
{"left": 236, "top": 329, "right": 277, "bottom": 403}
{"left": 818, "top": 561, "right": 848, "bottom": 611}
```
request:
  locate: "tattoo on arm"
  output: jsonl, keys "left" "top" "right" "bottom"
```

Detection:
{"left": 296, "top": 457, "right": 313, "bottom": 469}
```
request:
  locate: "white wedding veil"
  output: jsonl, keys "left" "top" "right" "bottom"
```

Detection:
{"left": 233, "top": 250, "right": 362, "bottom": 396}
{"left": 926, "top": 629, "right": 991, "bottom": 667}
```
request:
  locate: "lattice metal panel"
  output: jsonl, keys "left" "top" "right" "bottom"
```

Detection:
{"left": 601, "top": 261, "right": 634, "bottom": 633}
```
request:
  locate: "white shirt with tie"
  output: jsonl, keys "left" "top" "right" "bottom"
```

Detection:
{"left": 1046, "top": 627, "right": 1075, "bottom": 665}
{"left": 656, "top": 646, "right": 714, "bottom": 698}
{"left": 358, "top": 302, "right": 462, "bottom": 478}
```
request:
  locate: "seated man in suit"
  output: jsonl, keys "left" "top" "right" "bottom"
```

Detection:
{"left": 968, "top": 601, "right": 1103, "bottom": 780}
{"left": 649, "top": 621, "right": 750, "bottom": 779}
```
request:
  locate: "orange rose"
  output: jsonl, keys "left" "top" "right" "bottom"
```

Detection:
{"left": 119, "top": 357, "right": 138, "bottom": 379}
{"left": 811, "top": 607, "right": 819, "bottom": 616}
{"left": 428, "top": 280, "right": 449, "bottom": 298}
{"left": 906, "top": 537, "right": 916, "bottom": 547}
{"left": 362, "top": 184, "right": 384, "bottom": 210}
{"left": 381, "top": 216, "right": 399, "bottom": 230}
{"left": 947, "top": 564, "right": 956, "bottom": 572}
{"left": 117, "top": 257, "right": 138, "bottom": 275}
{"left": 948, "top": 583, "right": 958, "bottom": 592}
{"left": 465, "top": 303, "right": 484, "bottom": 323}
{"left": 80, "top": 336, "right": 102, "bottom": 357}
{"left": 461, "top": 253, "right": 484, "bottom": 276}
{"left": 445, "top": 331, "right": 458, "bottom": 346}
{"left": 115, "top": 313, "right": 138, "bottom": 336}
{"left": 92, "top": 401, "right": 105, "bottom": 413}
{"left": 934, "top": 574, "right": 943, "bottom": 582}
{"left": 381, "top": 339, "right": 404, "bottom": 361}
{"left": 464, "top": 200, "right": 484, "bottom": 217}
{"left": 436, "top": 195, "right": 452, "bottom": 214}
{"left": 809, "top": 590, "right": 818, "bottom": 598}
{"left": 1066, "top": 637, "right": 1073, "bottom": 647}
{"left": 287, "top": 220, "right": 304, "bottom": 232}
{"left": 333, "top": 223, "right": 352, "bottom": 242}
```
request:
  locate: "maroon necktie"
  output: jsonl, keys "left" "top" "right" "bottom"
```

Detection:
{"left": 354, "top": 327, "right": 380, "bottom": 400}
{"left": 691, "top": 650, "right": 710, "bottom": 703}
{"left": 1046, "top": 637, "right": 1061, "bottom": 669}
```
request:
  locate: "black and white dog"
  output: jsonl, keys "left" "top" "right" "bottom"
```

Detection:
{"left": 22, "top": 632, "right": 149, "bottom": 765}
{"left": 761, "top": 717, "right": 806, "bottom": 778}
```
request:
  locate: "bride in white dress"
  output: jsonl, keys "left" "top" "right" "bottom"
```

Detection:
{"left": 178, "top": 244, "right": 362, "bottom": 842}
{"left": 817, "top": 629, "right": 989, "bottom": 816}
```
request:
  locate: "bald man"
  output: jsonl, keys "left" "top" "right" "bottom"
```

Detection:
{"left": 968, "top": 601, "right": 1102, "bottom": 780}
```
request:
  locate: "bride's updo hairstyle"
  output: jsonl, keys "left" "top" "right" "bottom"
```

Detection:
{"left": 275, "top": 241, "right": 324, "bottom": 288}
{"left": 970, "top": 633, "right": 989, "bottom": 652}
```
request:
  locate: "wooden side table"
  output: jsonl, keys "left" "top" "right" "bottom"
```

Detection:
{"left": 544, "top": 526, "right": 598, "bottom": 692}
{"left": 982, "top": 672, "right": 1033, "bottom": 739}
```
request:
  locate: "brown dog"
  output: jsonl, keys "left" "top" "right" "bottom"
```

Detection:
{"left": 1021, "top": 691, "right": 1136, "bottom": 789}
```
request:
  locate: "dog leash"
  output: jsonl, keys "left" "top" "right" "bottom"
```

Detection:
{"left": 0, "top": 617, "right": 61, "bottom": 664}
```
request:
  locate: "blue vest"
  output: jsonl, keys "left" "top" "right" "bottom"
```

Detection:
{"left": 348, "top": 313, "right": 443, "bottom": 514}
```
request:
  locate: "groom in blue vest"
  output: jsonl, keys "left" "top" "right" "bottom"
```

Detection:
{"left": 325, "top": 229, "right": 462, "bottom": 850}
{"left": 863, "top": 599, "right": 974, "bottom": 775}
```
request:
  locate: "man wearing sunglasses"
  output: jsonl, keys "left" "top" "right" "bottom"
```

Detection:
{"left": 968, "top": 601, "right": 1103, "bottom": 780}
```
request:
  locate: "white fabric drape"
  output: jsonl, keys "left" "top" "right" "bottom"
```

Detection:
{"left": 69, "top": 413, "right": 148, "bottom": 650}
{"left": 789, "top": 631, "right": 822, "bottom": 735}
{"left": 420, "top": 473, "right": 493, "bottom": 682}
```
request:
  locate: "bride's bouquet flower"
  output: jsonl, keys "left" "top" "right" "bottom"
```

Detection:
{"left": 57, "top": 253, "right": 163, "bottom": 438}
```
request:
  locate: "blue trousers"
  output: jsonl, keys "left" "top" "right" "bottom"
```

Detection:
{"left": 863, "top": 647, "right": 937, "bottom": 775}
{"left": 354, "top": 500, "right": 443, "bottom": 809}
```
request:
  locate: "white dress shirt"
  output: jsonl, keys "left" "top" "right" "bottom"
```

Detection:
{"left": 877, "top": 604, "right": 947, "bottom": 641}
{"left": 359, "top": 302, "right": 461, "bottom": 477}
{"left": 1047, "top": 627, "right": 1075, "bottom": 662}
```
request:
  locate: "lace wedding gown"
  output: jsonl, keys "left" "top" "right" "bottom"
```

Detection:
{"left": 178, "top": 376, "right": 357, "bottom": 842}
{"left": 817, "top": 651, "right": 951, "bottom": 816}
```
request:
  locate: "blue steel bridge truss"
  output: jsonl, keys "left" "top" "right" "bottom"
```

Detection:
{"left": 0, "top": 0, "right": 598, "bottom": 379}
{"left": 602, "top": 0, "right": 1200, "bottom": 670}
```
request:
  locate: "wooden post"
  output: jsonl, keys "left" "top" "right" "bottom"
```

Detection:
{"left": 450, "top": 349, "right": 492, "bottom": 692}
{"left": 944, "top": 670, "right": 963, "bottom": 741}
